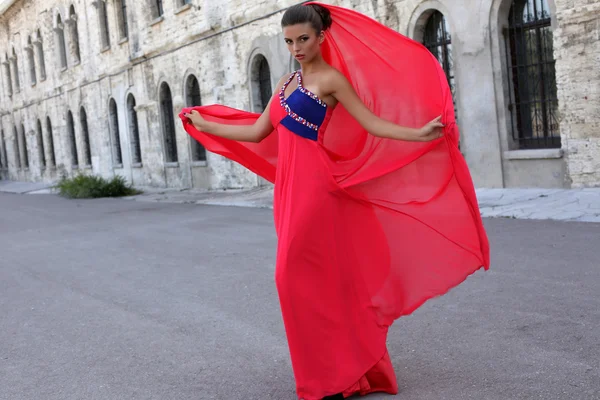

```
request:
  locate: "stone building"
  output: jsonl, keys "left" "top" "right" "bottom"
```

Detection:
{"left": 0, "top": 0, "right": 598, "bottom": 189}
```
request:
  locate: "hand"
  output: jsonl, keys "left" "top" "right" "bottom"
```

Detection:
{"left": 417, "top": 116, "right": 445, "bottom": 142}
{"left": 183, "top": 110, "right": 206, "bottom": 131}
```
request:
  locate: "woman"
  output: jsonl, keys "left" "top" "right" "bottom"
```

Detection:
{"left": 182, "top": 3, "right": 490, "bottom": 399}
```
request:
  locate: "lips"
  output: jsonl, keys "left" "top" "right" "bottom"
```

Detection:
{"left": 295, "top": 54, "right": 305, "bottom": 59}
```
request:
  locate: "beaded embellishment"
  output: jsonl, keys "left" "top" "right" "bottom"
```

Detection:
{"left": 296, "top": 72, "right": 327, "bottom": 108}
{"left": 279, "top": 71, "right": 327, "bottom": 132}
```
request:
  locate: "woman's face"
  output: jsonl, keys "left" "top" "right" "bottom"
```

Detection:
{"left": 283, "top": 23, "right": 323, "bottom": 64}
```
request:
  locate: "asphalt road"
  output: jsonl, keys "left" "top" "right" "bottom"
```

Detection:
{"left": 1, "top": 193, "right": 599, "bottom": 400}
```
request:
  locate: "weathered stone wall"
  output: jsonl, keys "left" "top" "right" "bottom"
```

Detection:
{"left": 553, "top": 0, "right": 600, "bottom": 188}
{"left": 0, "top": 0, "right": 598, "bottom": 188}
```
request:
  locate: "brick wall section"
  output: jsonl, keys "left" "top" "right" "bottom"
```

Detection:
{"left": 554, "top": 0, "right": 600, "bottom": 187}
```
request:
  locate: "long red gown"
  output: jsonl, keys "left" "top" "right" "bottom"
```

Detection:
{"left": 179, "top": 3, "right": 490, "bottom": 399}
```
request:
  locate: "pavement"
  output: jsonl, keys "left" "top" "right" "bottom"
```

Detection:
{"left": 3, "top": 179, "right": 599, "bottom": 223}
{"left": 0, "top": 180, "right": 59, "bottom": 194}
{"left": 1, "top": 192, "right": 599, "bottom": 400}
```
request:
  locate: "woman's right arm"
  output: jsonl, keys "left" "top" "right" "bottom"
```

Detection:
{"left": 184, "top": 74, "right": 291, "bottom": 143}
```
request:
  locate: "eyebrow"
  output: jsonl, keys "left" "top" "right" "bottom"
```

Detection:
{"left": 284, "top": 34, "right": 310, "bottom": 40}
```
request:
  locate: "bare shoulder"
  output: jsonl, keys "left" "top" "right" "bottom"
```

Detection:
{"left": 275, "top": 73, "right": 294, "bottom": 91}
{"left": 321, "top": 68, "right": 351, "bottom": 93}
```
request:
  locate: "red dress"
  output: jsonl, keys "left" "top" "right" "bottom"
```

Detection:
{"left": 180, "top": 3, "right": 490, "bottom": 399}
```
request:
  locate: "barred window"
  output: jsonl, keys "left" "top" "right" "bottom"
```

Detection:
{"left": 68, "top": 6, "right": 81, "bottom": 63}
{"left": 3, "top": 54, "right": 13, "bottom": 97}
{"left": 160, "top": 83, "right": 178, "bottom": 163}
{"left": 11, "top": 47, "right": 20, "bottom": 92}
{"left": 109, "top": 98, "right": 123, "bottom": 165}
{"left": 98, "top": 1, "right": 110, "bottom": 49}
{"left": 20, "top": 124, "right": 29, "bottom": 169}
{"left": 27, "top": 36, "right": 36, "bottom": 86}
{"left": 185, "top": 75, "right": 206, "bottom": 162}
{"left": 0, "top": 129, "right": 7, "bottom": 169}
{"left": 152, "top": 0, "right": 164, "bottom": 19}
{"left": 251, "top": 55, "right": 272, "bottom": 113}
{"left": 36, "top": 30, "right": 47, "bottom": 80}
{"left": 55, "top": 14, "right": 68, "bottom": 69}
{"left": 46, "top": 117, "right": 57, "bottom": 167}
{"left": 80, "top": 107, "right": 92, "bottom": 166}
{"left": 127, "top": 94, "right": 142, "bottom": 164}
{"left": 67, "top": 110, "right": 78, "bottom": 167}
{"left": 423, "top": 11, "right": 457, "bottom": 118}
{"left": 13, "top": 125, "right": 20, "bottom": 169}
{"left": 36, "top": 119, "right": 46, "bottom": 168}
{"left": 506, "top": 0, "right": 559, "bottom": 149}
{"left": 117, "top": 0, "right": 129, "bottom": 39}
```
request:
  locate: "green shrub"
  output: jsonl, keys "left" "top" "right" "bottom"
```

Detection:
{"left": 56, "top": 174, "right": 140, "bottom": 199}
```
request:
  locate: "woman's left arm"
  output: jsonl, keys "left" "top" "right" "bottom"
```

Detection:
{"left": 327, "top": 71, "right": 444, "bottom": 142}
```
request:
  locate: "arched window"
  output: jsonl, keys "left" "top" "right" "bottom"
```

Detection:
{"left": 66, "top": 110, "right": 78, "bottom": 167}
{"left": 55, "top": 14, "right": 68, "bottom": 69}
{"left": 108, "top": 98, "right": 123, "bottom": 165}
{"left": 98, "top": 1, "right": 110, "bottom": 49}
{"left": 20, "top": 124, "right": 29, "bottom": 169}
{"left": 185, "top": 75, "right": 206, "bottom": 162}
{"left": 127, "top": 94, "right": 142, "bottom": 164}
{"left": 80, "top": 107, "right": 92, "bottom": 166}
{"left": 506, "top": 0, "right": 559, "bottom": 149}
{"left": 35, "top": 29, "right": 47, "bottom": 80}
{"left": 250, "top": 55, "right": 272, "bottom": 113}
{"left": 152, "top": 0, "right": 164, "bottom": 19}
{"left": 36, "top": 119, "right": 46, "bottom": 168}
{"left": 13, "top": 126, "right": 21, "bottom": 169}
{"left": 159, "top": 83, "right": 178, "bottom": 163}
{"left": 46, "top": 117, "right": 56, "bottom": 167}
{"left": 116, "top": 0, "right": 129, "bottom": 39}
{"left": 2, "top": 54, "right": 12, "bottom": 97}
{"left": 68, "top": 6, "right": 81, "bottom": 63}
{"left": 423, "top": 11, "right": 456, "bottom": 116}
{"left": 26, "top": 36, "right": 36, "bottom": 86}
{"left": 0, "top": 129, "right": 7, "bottom": 169}
{"left": 11, "top": 47, "right": 20, "bottom": 92}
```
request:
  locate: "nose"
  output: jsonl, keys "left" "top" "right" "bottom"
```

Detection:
{"left": 292, "top": 42, "right": 301, "bottom": 53}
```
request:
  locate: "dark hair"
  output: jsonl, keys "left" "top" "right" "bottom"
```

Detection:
{"left": 281, "top": 4, "right": 332, "bottom": 33}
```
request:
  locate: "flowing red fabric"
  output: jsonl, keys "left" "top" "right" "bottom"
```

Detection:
{"left": 180, "top": 3, "right": 490, "bottom": 399}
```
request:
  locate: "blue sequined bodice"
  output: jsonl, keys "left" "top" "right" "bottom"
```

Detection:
{"left": 278, "top": 71, "right": 328, "bottom": 141}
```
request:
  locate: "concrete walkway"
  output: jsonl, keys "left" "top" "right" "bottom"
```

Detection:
{"left": 2, "top": 179, "right": 599, "bottom": 222}
{"left": 129, "top": 187, "right": 600, "bottom": 223}
{"left": 0, "top": 180, "right": 55, "bottom": 194}
{"left": 476, "top": 188, "right": 600, "bottom": 223}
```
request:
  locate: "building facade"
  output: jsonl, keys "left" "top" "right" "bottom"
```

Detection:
{"left": 0, "top": 0, "right": 598, "bottom": 189}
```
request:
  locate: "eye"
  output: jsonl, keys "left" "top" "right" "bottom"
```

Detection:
{"left": 284, "top": 39, "right": 292, "bottom": 44}
{"left": 300, "top": 37, "right": 308, "bottom": 42}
